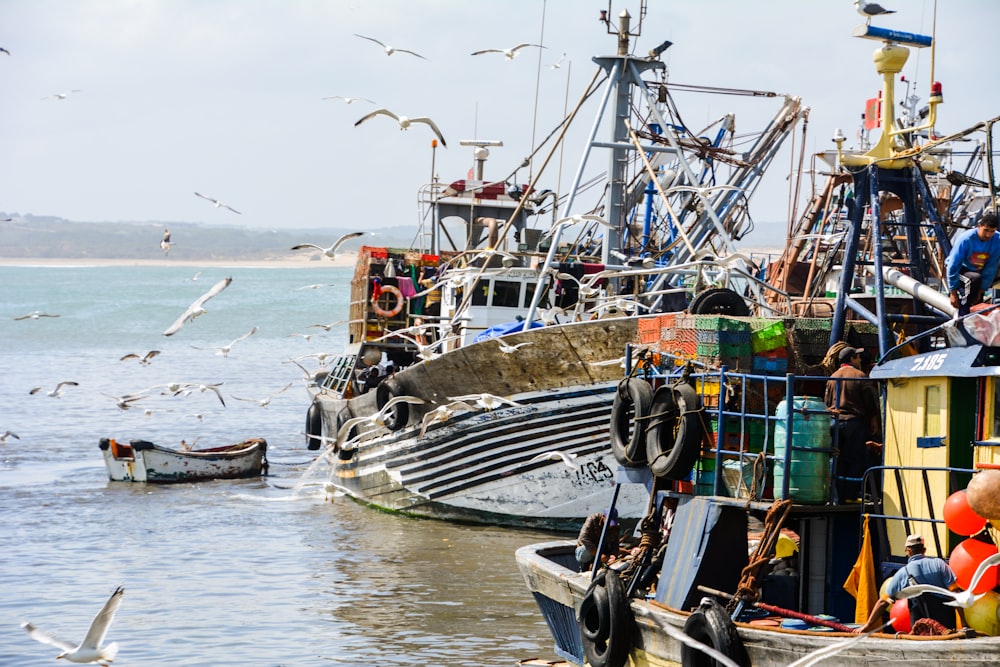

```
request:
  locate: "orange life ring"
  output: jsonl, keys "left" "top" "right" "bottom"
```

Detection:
{"left": 372, "top": 285, "right": 404, "bottom": 318}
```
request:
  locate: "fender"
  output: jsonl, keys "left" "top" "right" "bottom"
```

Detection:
{"left": 375, "top": 381, "right": 409, "bottom": 431}
{"left": 646, "top": 382, "right": 703, "bottom": 480}
{"left": 681, "top": 597, "right": 750, "bottom": 667}
{"left": 579, "top": 568, "right": 633, "bottom": 667}
{"left": 609, "top": 378, "right": 654, "bottom": 466}
{"left": 305, "top": 401, "right": 323, "bottom": 451}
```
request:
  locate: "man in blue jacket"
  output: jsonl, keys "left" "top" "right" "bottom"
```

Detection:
{"left": 945, "top": 211, "right": 1000, "bottom": 316}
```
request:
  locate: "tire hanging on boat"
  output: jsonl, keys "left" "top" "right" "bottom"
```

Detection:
{"left": 375, "top": 381, "right": 409, "bottom": 431}
{"left": 578, "top": 568, "right": 633, "bottom": 667}
{"left": 609, "top": 378, "right": 654, "bottom": 466}
{"left": 305, "top": 401, "right": 323, "bottom": 451}
{"left": 680, "top": 597, "right": 750, "bottom": 667}
{"left": 688, "top": 287, "right": 750, "bottom": 317}
{"left": 371, "top": 284, "right": 404, "bottom": 318}
{"left": 646, "top": 382, "right": 703, "bottom": 480}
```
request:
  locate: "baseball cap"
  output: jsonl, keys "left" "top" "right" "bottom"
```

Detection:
{"left": 838, "top": 347, "right": 863, "bottom": 363}
{"left": 905, "top": 534, "right": 924, "bottom": 548}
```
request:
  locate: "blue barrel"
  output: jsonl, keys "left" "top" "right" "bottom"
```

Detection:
{"left": 773, "top": 396, "right": 830, "bottom": 504}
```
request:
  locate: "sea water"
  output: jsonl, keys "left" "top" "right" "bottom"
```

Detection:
{"left": 0, "top": 265, "right": 553, "bottom": 666}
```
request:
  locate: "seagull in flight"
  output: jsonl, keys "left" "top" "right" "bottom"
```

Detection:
{"left": 448, "top": 393, "right": 523, "bottom": 411}
{"left": 471, "top": 43, "right": 545, "bottom": 60}
{"left": 291, "top": 231, "right": 364, "bottom": 260}
{"left": 495, "top": 339, "right": 533, "bottom": 354}
{"left": 194, "top": 191, "right": 241, "bottom": 214}
{"left": 191, "top": 325, "right": 258, "bottom": 357}
{"left": 354, "top": 34, "right": 426, "bottom": 59}
{"left": 171, "top": 382, "right": 226, "bottom": 407}
{"left": 232, "top": 382, "right": 294, "bottom": 408}
{"left": 420, "top": 400, "right": 475, "bottom": 437}
{"left": 29, "top": 381, "right": 79, "bottom": 398}
{"left": 163, "top": 277, "right": 233, "bottom": 336}
{"left": 336, "top": 395, "right": 427, "bottom": 447}
{"left": 527, "top": 450, "right": 579, "bottom": 469}
{"left": 14, "top": 310, "right": 60, "bottom": 320}
{"left": 160, "top": 229, "right": 171, "bottom": 254}
{"left": 892, "top": 552, "right": 1000, "bottom": 608}
{"left": 22, "top": 585, "right": 124, "bottom": 666}
{"left": 0, "top": 47, "right": 11, "bottom": 56}
{"left": 355, "top": 108, "right": 447, "bottom": 147}
{"left": 855, "top": 0, "right": 895, "bottom": 23}
{"left": 323, "top": 95, "right": 375, "bottom": 104}
{"left": 541, "top": 214, "right": 613, "bottom": 239}
{"left": 42, "top": 89, "right": 81, "bottom": 100}
{"left": 102, "top": 391, "right": 149, "bottom": 411}
{"left": 1, "top": 430, "right": 20, "bottom": 444}
{"left": 549, "top": 52, "right": 567, "bottom": 69}
{"left": 119, "top": 350, "right": 161, "bottom": 366}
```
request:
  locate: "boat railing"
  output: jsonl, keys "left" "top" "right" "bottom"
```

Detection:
{"left": 319, "top": 353, "right": 360, "bottom": 397}
{"left": 858, "top": 464, "right": 978, "bottom": 569}
{"left": 644, "top": 351, "right": 883, "bottom": 506}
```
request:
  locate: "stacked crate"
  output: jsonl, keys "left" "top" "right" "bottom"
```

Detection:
{"left": 750, "top": 319, "right": 789, "bottom": 376}
{"left": 693, "top": 315, "right": 752, "bottom": 370}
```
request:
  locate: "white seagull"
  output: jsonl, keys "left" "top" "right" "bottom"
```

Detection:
{"left": 541, "top": 214, "right": 613, "bottom": 239}
{"left": 496, "top": 339, "right": 533, "bottom": 354}
{"left": 322, "top": 95, "right": 375, "bottom": 104}
{"left": 232, "top": 382, "right": 294, "bottom": 408}
{"left": 191, "top": 325, "right": 258, "bottom": 357}
{"left": 160, "top": 229, "right": 171, "bottom": 254}
{"left": 354, "top": 34, "right": 426, "bottom": 59}
{"left": 171, "top": 382, "right": 226, "bottom": 407}
{"left": 336, "top": 395, "right": 427, "bottom": 447}
{"left": 1, "top": 430, "right": 20, "bottom": 444}
{"left": 291, "top": 231, "right": 364, "bottom": 260}
{"left": 471, "top": 43, "right": 545, "bottom": 60}
{"left": 14, "top": 310, "right": 60, "bottom": 320}
{"left": 42, "top": 89, "right": 81, "bottom": 100}
{"left": 855, "top": 0, "right": 895, "bottom": 23}
{"left": 549, "top": 52, "right": 567, "bottom": 69}
{"left": 449, "top": 393, "right": 523, "bottom": 411}
{"left": 29, "top": 381, "right": 79, "bottom": 398}
{"left": 163, "top": 277, "right": 233, "bottom": 336}
{"left": 194, "top": 191, "right": 241, "bottom": 214}
{"left": 892, "top": 552, "right": 1000, "bottom": 608}
{"left": 355, "top": 108, "right": 447, "bottom": 148}
{"left": 119, "top": 350, "right": 161, "bottom": 366}
{"left": 22, "top": 585, "right": 124, "bottom": 666}
{"left": 102, "top": 391, "right": 149, "bottom": 411}
{"left": 527, "top": 450, "right": 579, "bottom": 469}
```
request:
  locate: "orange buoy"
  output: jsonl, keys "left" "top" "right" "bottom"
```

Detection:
{"left": 890, "top": 598, "right": 910, "bottom": 633}
{"left": 943, "top": 489, "right": 988, "bottom": 536}
{"left": 950, "top": 538, "right": 999, "bottom": 594}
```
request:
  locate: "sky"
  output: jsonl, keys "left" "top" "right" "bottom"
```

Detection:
{"left": 1, "top": 0, "right": 998, "bottom": 237}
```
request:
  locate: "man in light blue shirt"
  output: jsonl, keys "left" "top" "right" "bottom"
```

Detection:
{"left": 945, "top": 211, "right": 1000, "bottom": 316}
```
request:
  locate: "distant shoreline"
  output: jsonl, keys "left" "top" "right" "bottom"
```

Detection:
{"left": 0, "top": 254, "right": 358, "bottom": 269}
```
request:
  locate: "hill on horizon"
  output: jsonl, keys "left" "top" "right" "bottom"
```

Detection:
{"left": 0, "top": 214, "right": 420, "bottom": 261}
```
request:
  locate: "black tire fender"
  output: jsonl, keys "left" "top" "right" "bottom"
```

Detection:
{"left": 609, "top": 378, "right": 654, "bottom": 466}
{"left": 646, "top": 382, "right": 704, "bottom": 480}
{"left": 579, "top": 568, "right": 633, "bottom": 667}
{"left": 579, "top": 569, "right": 611, "bottom": 644}
{"left": 305, "top": 401, "right": 323, "bottom": 451}
{"left": 689, "top": 287, "right": 750, "bottom": 317}
{"left": 375, "top": 381, "right": 409, "bottom": 431}
{"left": 681, "top": 597, "right": 750, "bottom": 667}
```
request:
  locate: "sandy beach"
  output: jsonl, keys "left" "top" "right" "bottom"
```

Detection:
{"left": 0, "top": 253, "right": 359, "bottom": 269}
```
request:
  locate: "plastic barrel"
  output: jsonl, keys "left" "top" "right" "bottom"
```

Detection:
{"left": 773, "top": 396, "right": 831, "bottom": 504}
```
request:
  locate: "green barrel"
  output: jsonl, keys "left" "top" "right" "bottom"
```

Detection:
{"left": 773, "top": 396, "right": 830, "bottom": 504}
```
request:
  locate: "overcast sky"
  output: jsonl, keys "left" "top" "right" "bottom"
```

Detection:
{"left": 1, "top": 0, "right": 997, "bottom": 237}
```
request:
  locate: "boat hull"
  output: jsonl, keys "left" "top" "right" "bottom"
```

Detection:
{"left": 99, "top": 438, "right": 267, "bottom": 483}
{"left": 517, "top": 540, "right": 1000, "bottom": 666}
{"left": 317, "top": 317, "right": 652, "bottom": 530}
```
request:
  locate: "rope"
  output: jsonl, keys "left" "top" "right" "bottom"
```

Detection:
{"left": 727, "top": 498, "right": 793, "bottom": 613}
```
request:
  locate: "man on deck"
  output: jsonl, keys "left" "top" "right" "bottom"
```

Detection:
{"left": 945, "top": 211, "right": 1000, "bottom": 316}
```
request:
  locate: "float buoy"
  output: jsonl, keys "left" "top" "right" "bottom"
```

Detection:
{"left": 967, "top": 469, "right": 1000, "bottom": 520}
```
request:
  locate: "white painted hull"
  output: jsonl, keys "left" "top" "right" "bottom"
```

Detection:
{"left": 100, "top": 438, "right": 267, "bottom": 483}
{"left": 517, "top": 541, "right": 1000, "bottom": 667}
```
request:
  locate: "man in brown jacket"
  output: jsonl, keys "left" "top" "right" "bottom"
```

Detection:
{"left": 825, "top": 347, "right": 882, "bottom": 502}
{"left": 575, "top": 509, "right": 621, "bottom": 571}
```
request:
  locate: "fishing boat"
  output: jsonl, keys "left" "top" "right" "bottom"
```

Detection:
{"left": 517, "top": 10, "right": 1000, "bottom": 667}
{"left": 99, "top": 437, "right": 268, "bottom": 483}
{"left": 304, "top": 4, "right": 808, "bottom": 530}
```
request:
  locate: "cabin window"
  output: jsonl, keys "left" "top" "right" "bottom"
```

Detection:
{"left": 924, "top": 384, "right": 942, "bottom": 436}
{"left": 471, "top": 279, "right": 489, "bottom": 306}
{"left": 492, "top": 281, "right": 520, "bottom": 308}
{"left": 524, "top": 281, "right": 536, "bottom": 308}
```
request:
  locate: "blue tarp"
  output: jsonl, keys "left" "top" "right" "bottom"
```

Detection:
{"left": 473, "top": 319, "right": 544, "bottom": 342}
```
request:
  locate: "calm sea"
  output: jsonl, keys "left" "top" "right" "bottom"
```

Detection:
{"left": 0, "top": 265, "right": 554, "bottom": 666}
